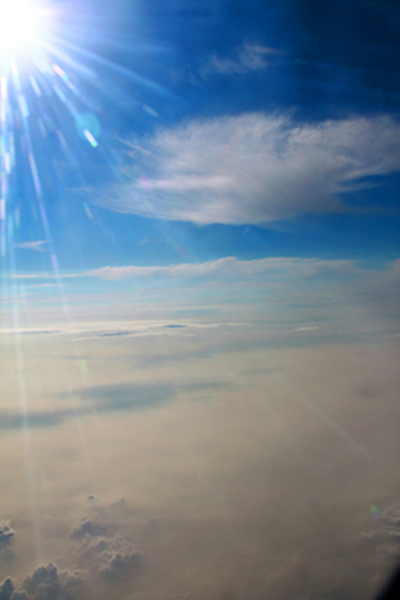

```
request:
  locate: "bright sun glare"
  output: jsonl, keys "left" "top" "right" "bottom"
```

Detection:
{"left": 0, "top": 0, "right": 44, "bottom": 55}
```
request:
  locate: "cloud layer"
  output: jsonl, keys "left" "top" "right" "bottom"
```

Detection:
{"left": 99, "top": 113, "right": 400, "bottom": 225}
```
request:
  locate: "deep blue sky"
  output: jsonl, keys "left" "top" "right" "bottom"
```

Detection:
{"left": 4, "top": 0, "right": 400, "bottom": 274}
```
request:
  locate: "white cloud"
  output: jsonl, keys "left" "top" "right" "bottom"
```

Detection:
{"left": 98, "top": 113, "right": 400, "bottom": 225}
{"left": 6, "top": 256, "right": 366, "bottom": 283}
{"left": 85, "top": 256, "right": 359, "bottom": 281}
{"left": 14, "top": 239, "right": 49, "bottom": 252}
{"left": 200, "top": 42, "right": 281, "bottom": 77}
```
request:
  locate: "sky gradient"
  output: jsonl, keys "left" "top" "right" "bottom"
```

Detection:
{"left": 2, "top": 0, "right": 400, "bottom": 283}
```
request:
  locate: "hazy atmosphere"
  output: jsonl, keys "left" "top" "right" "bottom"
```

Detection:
{"left": 1, "top": 0, "right": 400, "bottom": 599}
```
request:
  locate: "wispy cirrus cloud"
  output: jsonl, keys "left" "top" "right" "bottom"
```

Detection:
{"left": 95, "top": 113, "right": 400, "bottom": 225}
{"left": 200, "top": 42, "right": 282, "bottom": 77}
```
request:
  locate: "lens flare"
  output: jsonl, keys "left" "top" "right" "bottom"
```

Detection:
{"left": 0, "top": 0, "right": 170, "bottom": 272}
{"left": 0, "top": 0, "right": 45, "bottom": 55}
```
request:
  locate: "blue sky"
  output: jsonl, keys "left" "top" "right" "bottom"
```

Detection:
{"left": 2, "top": 0, "right": 400, "bottom": 292}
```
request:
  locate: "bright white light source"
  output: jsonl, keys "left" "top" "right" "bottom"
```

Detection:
{"left": 0, "top": 0, "right": 44, "bottom": 55}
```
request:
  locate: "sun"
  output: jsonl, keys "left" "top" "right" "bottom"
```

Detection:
{"left": 0, "top": 0, "right": 46, "bottom": 56}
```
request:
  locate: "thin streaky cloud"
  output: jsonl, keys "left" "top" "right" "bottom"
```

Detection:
{"left": 14, "top": 240, "right": 50, "bottom": 252}
{"left": 7, "top": 258, "right": 400, "bottom": 304}
{"left": 84, "top": 257, "right": 360, "bottom": 281}
{"left": 6, "top": 256, "right": 383, "bottom": 282}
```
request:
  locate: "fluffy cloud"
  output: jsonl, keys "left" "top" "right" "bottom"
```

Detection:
{"left": 23, "top": 563, "right": 83, "bottom": 600}
{"left": 0, "top": 578, "right": 15, "bottom": 600}
{"left": 0, "top": 564, "right": 83, "bottom": 600}
{"left": 376, "top": 506, "right": 400, "bottom": 541}
{"left": 0, "top": 503, "right": 141, "bottom": 600}
{"left": 69, "top": 520, "right": 107, "bottom": 542}
{"left": 97, "top": 113, "right": 400, "bottom": 225}
{"left": 75, "top": 534, "right": 141, "bottom": 581}
{"left": 70, "top": 505, "right": 141, "bottom": 582}
{"left": 0, "top": 522, "right": 15, "bottom": 544}
{"left": 0, "top": 521, "right": 16, "bottom": 562}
